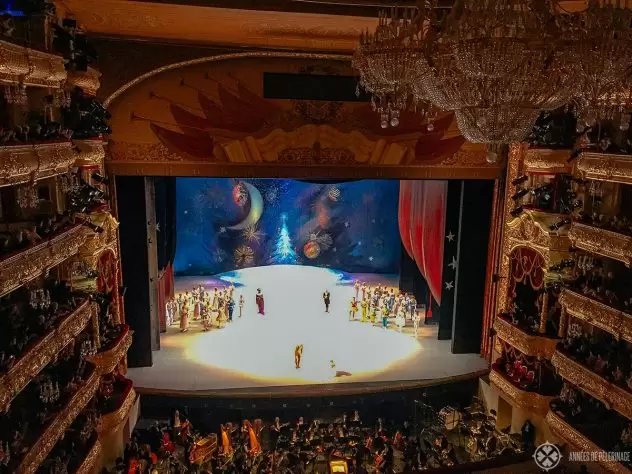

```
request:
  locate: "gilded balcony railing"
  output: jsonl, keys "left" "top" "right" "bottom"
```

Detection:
{"left": 576, "top": 152, "right": 632, "bottom": 186}
{"left": 523, "top": 148, "right": 574, "bottom": 175}
{"left": 75, "top": 438, "right": 102, "bottom": 474}
{"left": 98, "top": 382, "right": 137, "bottom": 435}
{"left": 494, "top": 316, "right": 559, "bottom": 359}
{"left": 0, "top": 141, "right": 77, "bottom": 188}
{"left": 0, "top": 40, "right": 66, "bottom": 88}
{"left": 17, "top": 364, "right": 100, "bottom": 474}
{"left": 0, "top": 300, "right": 97, "bottom": 412}
{"left": 546, "top": 410, "right": 632, "bottom": 474}
{"left": 0, "top": 224, "right": 88, "bottom": 297}
{"left": 489, "top": 367, "right": 553, "bottom": 415}
{"left": 560, "top": 289, "right": 632, "bottom": 344}
{"left": 88, "top": 325, "right": 132, "bottom": 376}
{"left": 568, "top": 222, "right": 632, "bottom": 267}
{"left": 551, "top": 351, "right": 632, "bottom": 422}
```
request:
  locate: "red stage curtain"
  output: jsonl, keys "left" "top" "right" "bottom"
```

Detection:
{"left": 509, "top": 247, "right": 546, "bottom": 296}
{"left": 157, "top": 263, "right": 175, "bottom": 332}
{"left": 399, "top": 181, "right": 447, "bottom": 305}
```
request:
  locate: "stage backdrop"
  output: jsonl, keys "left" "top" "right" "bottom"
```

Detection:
{"left": 174, "top": 178, "right": 401, "bottom": 275}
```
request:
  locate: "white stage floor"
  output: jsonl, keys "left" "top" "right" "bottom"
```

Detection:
{"left": 128, "top": 265, "right": 489, "bottom": 395}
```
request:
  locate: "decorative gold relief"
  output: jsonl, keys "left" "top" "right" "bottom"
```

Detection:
{"left": 98, "top": 386, "right": 136, "bottom": 435}
{"left": 568, "top": 222, "right": 632, "bottom": 267}
{"left": 75, "top": 439, "right": 102, "bottom": 474}
{"left": 489, "top": 367, "right": 553, "bottom": 415}
{"left": 88, "top": 325, "right": 132, "bottom": 376}
{"left": 73, "top": 139, "right": 106, "bottom": 168}
{"left": 494, "top": 316, "right": 558, "bottom": 359}
{"left": 0, "top": 300, "right": 97, "bottom": 412}
{"left": 0, "top": 224, "right": 88, "bottom": 297}
{"left": 546, "top": 410, "right": 632, "bottom": 474}
{"left": 0, "top": 142, "right": 76, "bottom": 188}
{"left": 576, "top": 152, "right": 632, "bottom": 186}
{"left": 551, "top": 351, "right": 632, "bottom": 421}
{"left": 560, "top": 289, "right": 632, "bottom": 343}
{"left": 66, "top": 67, "right": 101, "bottom": 96}
{"left": 524, "top": 148, "right": 574, "bottom": 174}
{"left": 505, "top": 210, "right": 571, "bottom": 260}
{"left": 0, "top": 39, "right": 66, "bottom": 88}
{"left": 78, "top": 212, "right": 119, "bottom": 260}
{"left": 18, "top": 365, "right": 100, "bottom": 474}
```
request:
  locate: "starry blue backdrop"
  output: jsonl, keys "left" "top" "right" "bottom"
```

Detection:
{"left": 173, "top": 178, "right": 401, "bottom": 275}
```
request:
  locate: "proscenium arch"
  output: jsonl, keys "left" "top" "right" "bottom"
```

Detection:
{"left": 104, "top": 51, "right": 496, "bottom": 179}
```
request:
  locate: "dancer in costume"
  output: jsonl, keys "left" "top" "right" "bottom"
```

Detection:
{"left": 370, "top": 302, "right": 377, "bottom": 324}
{"left": 238, "top": 294, "right": 244, "bottom": 317}
{"left": 361, "top": 282, "right": 368, "bottom": 301}
{"left": 179, "top": 302, "right": 189, "bottom": 332}
{"left": 227, "top": 297, "right": 235, "bottom": 322}
{"left": 220, "top": 424, "right": 233, "bottom": 456}
{"left": 361, "top": 298, "right": 368, "bottom": 322}
{"left": 395, "top": 308, "right": 406, "bottom": 332}
{"left": 409, "top": 295, "right": 417, "bottom": 319}
{"left": 193, "top": 288, "right": 200, "bottom": 320}
{"left": 218, "top": 295, "right": 227, "bottom": 327}
{"left": 229, "top": 283, "right": 235, "bottom": 299}
{"left": 323, "top": 290, "right": 330, "bottom": 313}
{"left": 294, "top": 344, "right": 303, "bottom": 369}
{"left": 201, "top": 302, "right": 210, "bottom": 331}
{"left": 382, "top": 302, "right": 390, "bottom": 329}
{"left": 349, "top": 297, "right": 359, "bottom": 320}
{"left": 413, "top": 310, "right": 420, "bottom": 336}
{"left": 256, "top": 288, "right": 265, "bottom": 315}
{"left": 211, "top": 288, "right": 219, "bottom": 310}
{"left": 354, "top": 280, "right": 361, "bottom": 299}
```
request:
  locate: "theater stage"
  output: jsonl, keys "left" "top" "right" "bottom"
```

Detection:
{"left": 128, "top": 265, "right": 489, "bottom": 396}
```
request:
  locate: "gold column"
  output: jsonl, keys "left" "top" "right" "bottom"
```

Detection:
{"left": 558, "top": 307, "right": 567, "bottom": 338}
{"left": 539, "top": 291, "right": 549, "bottom": 334}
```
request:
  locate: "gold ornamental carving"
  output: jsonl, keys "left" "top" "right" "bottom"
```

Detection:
{"left": 489, "top": 367, "right": 553, "bottom": 415}
{"left": 0, "top": 142, "right": 76, "bottom": 188}
{"left": 576, "top": 152, "right": 632, "bottom": 186}
{"left": 78, "top": 212, "right": 119, "bottom": 259}
{"left": 17, "top": 365, "right": 100, "bottom": 474}
{"left": 568, "top": 222, "right": 632, "bottom": 267}
{"left": 505, "top": 210, "right": 571, "bottom": 258}
{"left": 75, "top": 439, "right": 102, "bottom": 474}
{"left": 88, "top": 325, "right": 132, "bottom": 376}
{"left": 0, "top": 39, "right": 66, "bottom": 88}
{"left": 494, "top": 316, "right": 558, "bottom": 359}
{"left": 73, "top": 139, "right": 106, "bottom": 168}
{"left": 0, "top": 224, "right": 88, "bottom": 297}
{"left": 66, "top": 67, "right": 101, "bottom": 96}
{"left": 551, "top": 351, "right": 632, "bottom": 421}
{"left": 546, "top": 410, "right": 632, "bottom": 474}
{"left": 98, "top": 386, "right": 136, "bottom": 435}
{"left": 0, "top": 300, "right": 97, "bottom": 412}
{"left": 524, "top": 148, "right": 574, "bottom": 174}
{"left": 560, "top": 289, "right": 632, "bottom": 344}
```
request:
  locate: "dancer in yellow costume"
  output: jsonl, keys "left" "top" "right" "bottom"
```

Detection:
{"left": 361, "top": 299, "right": 368, "bottom": 322}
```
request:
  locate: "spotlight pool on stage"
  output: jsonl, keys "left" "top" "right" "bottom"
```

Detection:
{"left": 128, "top": 265, "right": 489, "bottom": 394}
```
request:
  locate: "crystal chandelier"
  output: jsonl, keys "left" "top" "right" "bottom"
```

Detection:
{"left": 353, "top": 6, "right": 431, "bottom": 128}
{"left": 569, "top": 1, "right": 632, "bottom": 129}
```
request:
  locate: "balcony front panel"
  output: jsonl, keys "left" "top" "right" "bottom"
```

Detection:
{"left": 0, "top": 300, "right": 97, "bottom": 412}
{"left": 576, "top": 152, "right": 632, "bottom": 186}
{"left": 551, "top": 351, "right": 632, "bottom": 421}
{"left": 568, "top": 222, "right": 632, "bottom": 267}
{"left": 17, "top": 364, "right": 99, "bottom": 474}
{"left": 0, "top": 224, "right": 88, "bottom": 297}
{"left": 546, "top": 410, "right": 632, "bottom": 474}
{"left": 89, "top": 325, "right": 132, "bottom": 376}
{"left": 489, "top": 367, "right": 553, "bottom": 415}
{"left": 560, "top": 289, "right": 632, "bottom": 343}
{"left": 66, "top": 67, "right": 101, "bottom": 96}
{"left": 0, "top": 141, "right": 76, "bottom": 188}
{"left": 98, "top": 384, "right": 137, "bottom": 435}
{"left": 0, "top": 40, "right": 66, "bottom": 88}
{"left": 75, "top": 439, "right": 102, "bottom": 474}
{"left": 524, "top": 148, "right": 574, "bottom": 175}
{"left": 494, "top": 316, "right": 558, "bottom": 359}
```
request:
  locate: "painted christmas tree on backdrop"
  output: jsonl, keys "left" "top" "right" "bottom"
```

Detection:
{"left": 272, "top": 214, "right": 297, "bottom": 264}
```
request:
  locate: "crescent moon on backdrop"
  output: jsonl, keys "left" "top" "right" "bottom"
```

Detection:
{"left": 228, "top": 182, "right": 264, "bottom": 230}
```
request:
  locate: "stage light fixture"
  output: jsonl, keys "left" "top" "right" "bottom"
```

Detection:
{"left": 549, "top": 218, "right": 571, "bottom": 231}
{"left": 511, "top": 175, "right": 528, "bottom": 186}
{"left": 510, "top": 206, "right": 524, "bottom": 217}
{"left": 511, "top": 188, "right": 529, "bottom": 201}
{"left": 91, "top": 172, "right": 109, "bottom": 185}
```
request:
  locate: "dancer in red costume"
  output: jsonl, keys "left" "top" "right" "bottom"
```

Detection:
{"left": 255, "top": 288, "right": 265, "bottom": 315}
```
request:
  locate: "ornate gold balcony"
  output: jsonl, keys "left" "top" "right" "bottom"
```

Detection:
{"left": 0, "top": 300, "right": 97, "bottom": 412}
{"left": 494, "top": 316, "right": 559, "bottom": 359}
{"left": 524, "top": 148, "right": 574, "bottom": 174}
{"left": 560, "top": 289, "right": 632, "bottom": 343}
{"left": 18, "top": 364, "right": 100, "bottom": 474}
{"left": 0, "top": 40, "right": 66, "bottom": 88}
{"left": 505, "top": 210, "right": 571, "bottom": 261}
{"left": 88, "top": 325, "right": 132, "bottom": 376}
{"left": 66, "top": 67, "right": 101, "bottom": 96}
{"left": 76, "top": 439, "right": 102, "bottom": 474}
{"left": 576, "top": 152, "right": 632, "bottom": 186}
{"left": 0, "top": 141, "right": 77, "bottom": 188}
{"left": 568, "top": 222, "right": 632, "bottom": 267}
{"left": 0, "top": 224, "right": 88, "bottom": 297}
{"left": 98, "top": 382, "right": 137, "bottom": 435}
{"left": 546, "top": 410, "right": 632, "bottom": 474}
{"left": 78, "top": 211, "right": 119, "bottom": 261}
{"left": 489, "top": 367, "right": 553, "bottom": 415}
{"left": 551, "top": 351, "right": 632, "bottom": 421}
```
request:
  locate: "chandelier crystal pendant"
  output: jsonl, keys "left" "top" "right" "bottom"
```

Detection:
{"left": 353, "top": 6, "right": 432, "bottom": 128}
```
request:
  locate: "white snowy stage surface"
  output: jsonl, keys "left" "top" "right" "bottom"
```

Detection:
{"left": 128, "top": 265, "right": 489, "bottom": 396}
